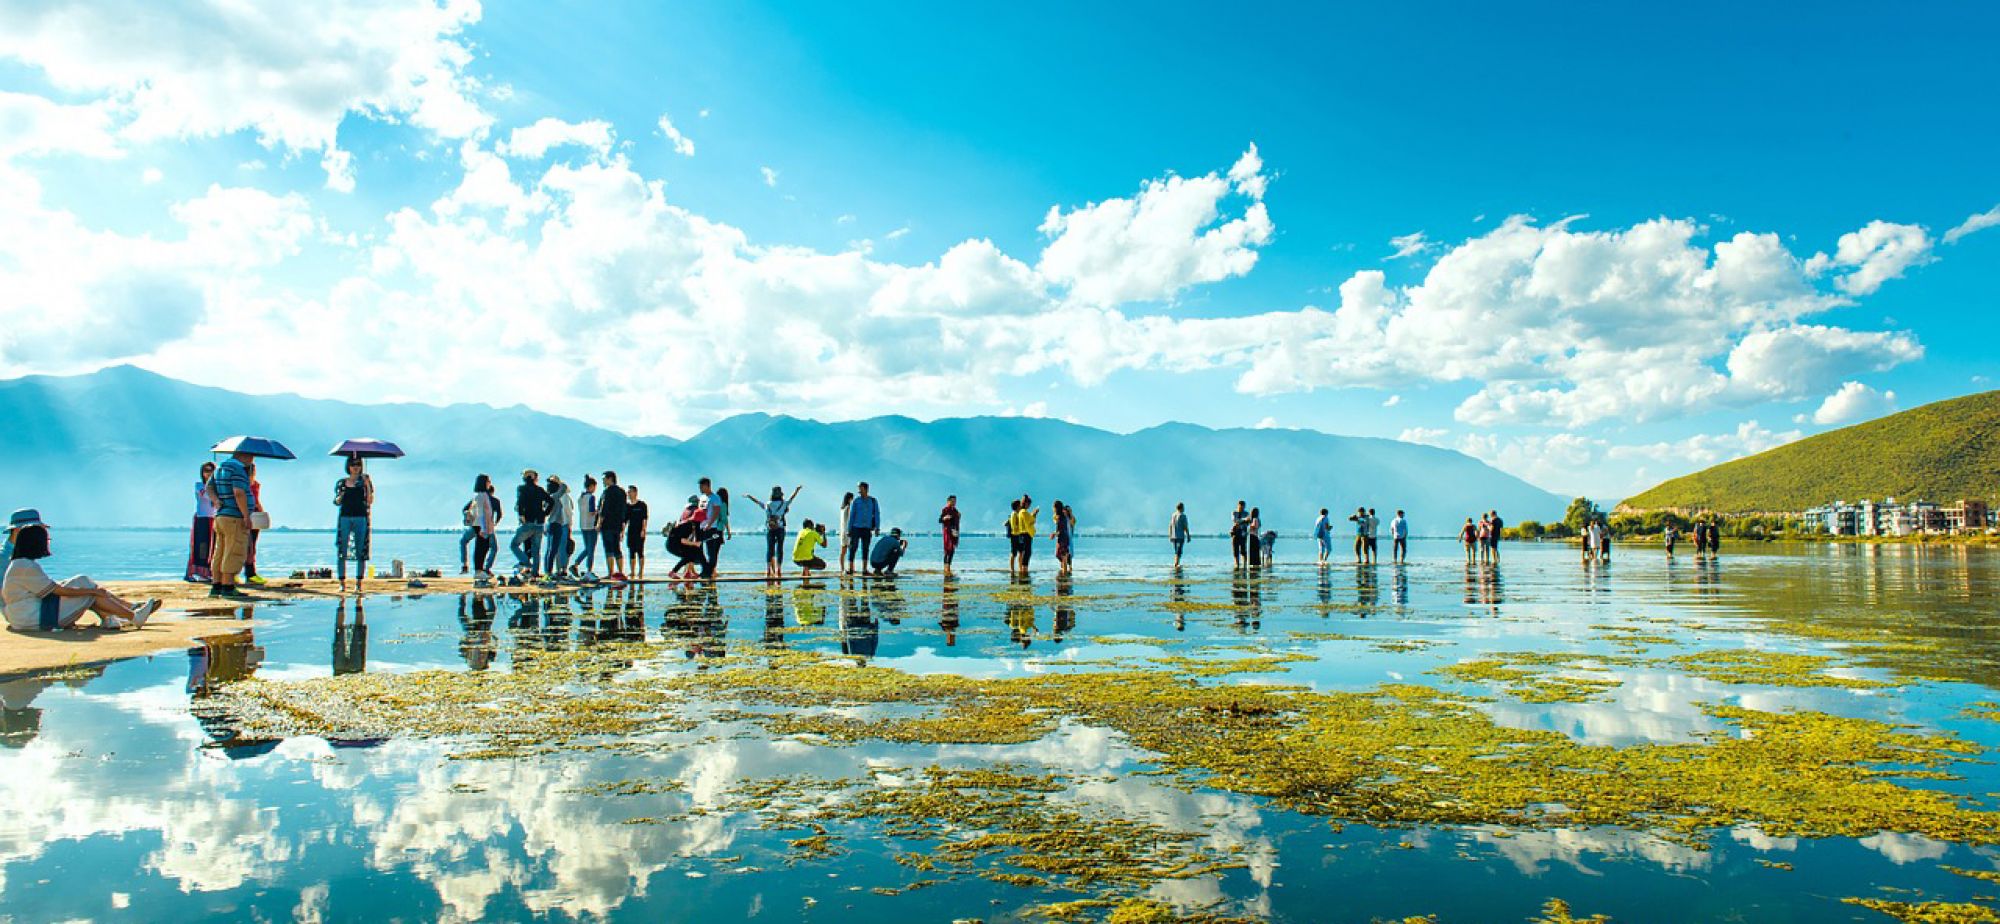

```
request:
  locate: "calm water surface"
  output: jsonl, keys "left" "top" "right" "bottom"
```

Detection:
{"left": 3, "top": 537, "right": 1998, "bottom": 922}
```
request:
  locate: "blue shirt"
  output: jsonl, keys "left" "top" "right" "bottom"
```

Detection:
{"left": 848, "top": 495, "right": 880, "bottom": 530}
{"left": 212, "top": 458, "right": 251, "bottom": 519}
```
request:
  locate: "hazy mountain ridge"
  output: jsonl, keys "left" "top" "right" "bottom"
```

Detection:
{"left": 1620, "top": 390, "right": 2000, "bottom": 513}
{"left": 0, "top": 366, "right": 1564, "bottom": 533}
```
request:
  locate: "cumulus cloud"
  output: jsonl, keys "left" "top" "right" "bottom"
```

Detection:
{"left": 1811, "top": 381, "right": 1897, "bottom": 425}
{"left": 498, "top": 118, "right": 613, "bottom": 159}
{"left": 1944, "top": 204, "right": 2000, "bottom": 245}
{"left": 657, "top": 114, "right": 695, "bottom": 156}
{"left": 1035, "top": 146, "right": 1272, "bottom": 306}
{"left": 1807, "top": 220, "right": 1934, "bottom": 295}
{"left": 1067, "top": 214, "right": 1927, "bottom": 428}
{"left": 1450, "top": 421, "right": 1804, "bottom": 498}
{"left": 759, "top": 166, "right": 778, "bottom": 187}
{"left": 0, "top": 0, "right": 490, "bottom": 183}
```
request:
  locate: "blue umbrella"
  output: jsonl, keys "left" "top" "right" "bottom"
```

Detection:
{"left": 329, "top": 438, "right": 405, "bottom": 460}
{"left": 209, "top": 436, "right": 296, "bottom": 460}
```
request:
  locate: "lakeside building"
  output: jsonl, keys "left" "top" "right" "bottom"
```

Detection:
{"left": 1801, "top": 497, "right": 1994, "bottom": 536}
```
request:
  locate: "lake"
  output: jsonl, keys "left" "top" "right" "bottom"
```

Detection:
{"left": 3, "top": 537, "right": 1998, "bottom": 922}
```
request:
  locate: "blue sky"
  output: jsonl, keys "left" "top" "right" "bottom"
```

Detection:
{"left": 1, "top": 1, "right": 1995, "bottom": 499}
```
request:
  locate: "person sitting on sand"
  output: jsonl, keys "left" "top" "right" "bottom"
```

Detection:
{"left": 3, "top": 515, "right": 159, "bottom": 632}
{"left": 793, "top": 519, "right": 829, "bottom": 578}
{"left": 869, "top": 528, "right": 908, "bottom": 576}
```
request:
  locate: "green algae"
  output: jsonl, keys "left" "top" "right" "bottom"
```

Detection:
{"left": 1669, "top": 648, "right": 1891, "bottom": 689}
{"left": 1531, "top": 899, "right": 1613, "bottom": 923}
{"left": 1433, "top": 654, "right": 1627, "bottom": 703}
{"left": 1842, "top": 898, "right": 2000, "bottom": 922}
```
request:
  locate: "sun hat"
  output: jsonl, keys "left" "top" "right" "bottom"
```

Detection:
{"left": 8, "top": 509, "right": 43, "bottom": 529}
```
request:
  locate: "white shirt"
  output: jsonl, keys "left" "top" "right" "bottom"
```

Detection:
{"left": 2, "top": 559, "right": 57, "bottom": 631}
{"left": 1391, "top": 516, "right": 1409, "bottom": 539}
{"left": 470, "top": 493, "right": 496, "bottom": 535}
{"left": 577, "top": 491, "right": 599, "bottom": 530}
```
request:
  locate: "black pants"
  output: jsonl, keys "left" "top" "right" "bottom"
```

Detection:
{"left": 1231, "top": 531, "right": 1246, "bottom": 559}
{"left": 1393, "top": 537, "right": 1407, "bottom": 559}
{"left": 1019, "top": 536, "right": 1034, "bottom": 569}
{"left": 472, "top": 535, "right": 493, "bottom": 573}
{"left": 702, "top": 532, "right": 723, "bottom": 577}
{"left": 846, "top": 528, "right": 873, "bottom": 569}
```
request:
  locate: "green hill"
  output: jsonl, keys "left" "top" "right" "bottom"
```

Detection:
{"left": 1620, "top": 390, "right": 2000, "bottom": 513}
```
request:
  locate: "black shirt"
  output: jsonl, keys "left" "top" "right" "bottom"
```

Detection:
{"left": 626, "top": 501, "right": 649, "bottom": 537}
{"left": 516, "top": 482, "right": 551, "bottom": 524}
{"left": 599, "top": 487, "right": 628, "bottom": 531}
{"left": 335, "top": 477, "right": 369, "bottom": 518}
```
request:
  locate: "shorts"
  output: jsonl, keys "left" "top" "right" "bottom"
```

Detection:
{"left": 794, "top": 556, "right": 827, "bottom": 570}
{"left": 627, "top": 529, "right": 645, "bottom": 555}
{"left": 210, "top": 515, "right": 250, "bottom": 580}
{"left": 942, "top": 530, "right": 959, "bottom": 557}
{"left": 1172, "top": 537, "right": 1186, "bottom": 555}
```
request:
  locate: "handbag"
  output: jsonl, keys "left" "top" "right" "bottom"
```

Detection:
{"left": 249, "top": 511, "right": 272, "bottom": 530}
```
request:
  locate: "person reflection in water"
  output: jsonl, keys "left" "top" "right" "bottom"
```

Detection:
{"left": 939, "top": 574, "right": 960, "bottom": 646}
{"left": 333, "top": 599, "right": 368, "bottom": 676}
{"left": 458, "top": 595, "right": 497, "bottom": 671}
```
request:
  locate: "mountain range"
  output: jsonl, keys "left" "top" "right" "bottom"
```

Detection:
{"left": 1620, "top": 390, "right": 2000, "bottom": 513}
{"left": 0, "top": 366, "right": 1565, "bottom": 534}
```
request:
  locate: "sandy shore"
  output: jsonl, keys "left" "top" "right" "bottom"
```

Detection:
{"left": 1, "top": 572, "right": 824, "bottom": 677}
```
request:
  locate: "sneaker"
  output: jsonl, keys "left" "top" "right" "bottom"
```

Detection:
{"left": 100, "top": 616, "right": 128, "bottom": 630}
{"left": 460, "top": 565, "right": 470, "bottom": 575}
{"left": 247, "top": 575, "right": 268, "bottom": 585}
{"left": 132, "top": 600, "right": 160, "bottom": 629}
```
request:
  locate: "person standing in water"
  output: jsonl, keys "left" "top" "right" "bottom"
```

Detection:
{"left": 844, "top": 483, "right": 880, "bottom": 575}
{"left": 1663, "top": 522, "right": 1680, "bottom": 557}
{"left": 702, "top": 485, "right": 731, "bottom": 579}
{"left": 543, "top": 476, "right": 573, "bottom": 582}
{"left": 1244, "top": 507, "right": 1263, "bottom": 567}
{"left": 1051, "top": 501, "right": 1077, "bottom": 575}
{"left": 1229, "top": 501, "right": 1249, "bottom": 567}
{"left": 837, "top": 491, "right": 856, "bottom": 570}
{"left": 571, "top": 475, "right": 600, "bottom": 578}
{"left": 1313, "top": 508, "right": 1332, "bottom": 564}
{"left": 1169, "top": 503, "right": 1191, "bottom": 568}
{"left": 1390, "top": 509, "right": 1409, "bottom": 564}
{"left": 468, "top": 475, "right": 499, "bottom": 582}
{"left": 1461, "top": 517, "right": 1479, "bottom": 562}
{"left": 938, "top": 495, "right": 961, "bottom": 575}
{"left": 598, "top": 471, "right": 627, "bottom": 582}
{"left": 187, "top": 461, "right": 217, "bottom": 583}
{"left": 624, "top": 486, "right": 649, "bottom": 580}
{"left": 334, "top": 456, "right": 374, "bottom": 594}
{"left": 1486, "top": 510, "right": 1505, "bottom": 561}
{"left": 1012, "top": 495, "right": 1040, "bottom": 574}
{"left": 745, "top": 485, "right": 803, "bottom": 580}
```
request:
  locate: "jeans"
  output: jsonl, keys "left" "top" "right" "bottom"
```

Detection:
{"left": 336, "top": 515, "right": 370, "bottom": 581}
{"left": 459, "top": 525, "right": 478, "bottom": 568}
{"left": 765, "top": 528, "right": 785, "bottom": 564}
{"left": 511, "top": 523, "right": 544, "bottom": 573}
{"left": 543, "top": 524, "right": 571, "bottom": 575}
{"left": 845, "top": 528, "right": 873, "bottom": 569}
{"left": 573, "top": 527, "right": 599, "bottom": 573}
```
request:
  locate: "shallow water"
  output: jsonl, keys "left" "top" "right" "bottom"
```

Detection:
{"left": 3, "top": 539, "right": 1999, "bottom": 922}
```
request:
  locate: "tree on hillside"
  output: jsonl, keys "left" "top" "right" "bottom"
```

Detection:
{"left": 1563, "top": 497, "right": 1601, "bottom": 534}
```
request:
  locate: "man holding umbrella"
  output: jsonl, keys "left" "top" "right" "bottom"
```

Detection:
{"left": 209, "top": 447, "right": 257, "bottom": 599}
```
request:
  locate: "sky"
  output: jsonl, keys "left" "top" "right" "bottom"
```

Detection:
{"left": 1, "top": 0, "right": 1995, "bottom": 501}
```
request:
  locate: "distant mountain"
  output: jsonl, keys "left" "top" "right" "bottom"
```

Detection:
{"left": 0, "top": 366, "right": 1564, "bottom": 534}
{"left": 1620, "top": 390, "right": 2000, "bottom": 513}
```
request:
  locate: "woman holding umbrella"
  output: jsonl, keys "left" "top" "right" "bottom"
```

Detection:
{"left": 329, "top": 439, "right": 401, "bottom": 595}
{"left": 334, "top": 457, "right": 374, "bottom": 593}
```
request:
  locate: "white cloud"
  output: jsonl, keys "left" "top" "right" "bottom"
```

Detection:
{"left": 1385, "top": 231, "right": 1433, "bottom": 260}
{"left": 141, "top": 167, "right": 163, "bottom": 184}
{"left": 0, "top": 90, "right": 122, "bottom": 159}
{"left": 656, "top": 114, "right": 695, "bottom": 156}
{"left": 1397, "top": 427, "right": 1448, "bottom": 446}
{"left": 498, "top": 118, "right": 613, "bottom": 159}
{"left": 886, "top": 226, "right": 911, "bottom": 240}
{"left": 1448, "top": 420, "right": 1805, "bottom": 498}
{"left": 1035, "top": 145, "right": 1272, "bottom": 306}
{"left": 1381, "top": 394, "right": 1400, "bottom": 407}
{"left": 320, "top": 148, "right": 356, "bottom": 193}
{"left": 759, "top": 166, "right": 778, "bottom": 187}
{"left": 1944, "top": 204, "right": 2000, "bottom": 245}
{"left": 1811, "top": 381, "right": 1896, "bottom": 425}
{"left": 1253, "top": 416, "right": 1279, "bottom": 429}
{"left": 1807, "top": 220, "right": 1933, "bottom": 295}
{"left": 0, "top": 0, "right": 490, "bottom": 180}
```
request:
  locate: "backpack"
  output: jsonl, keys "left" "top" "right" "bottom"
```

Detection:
{"left": 765, "top": 500, "right": 787, "bottom": 531}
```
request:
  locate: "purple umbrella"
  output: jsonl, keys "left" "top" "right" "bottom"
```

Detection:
{"left": 329, "top": 438, "right": 405, "bottom": 460}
